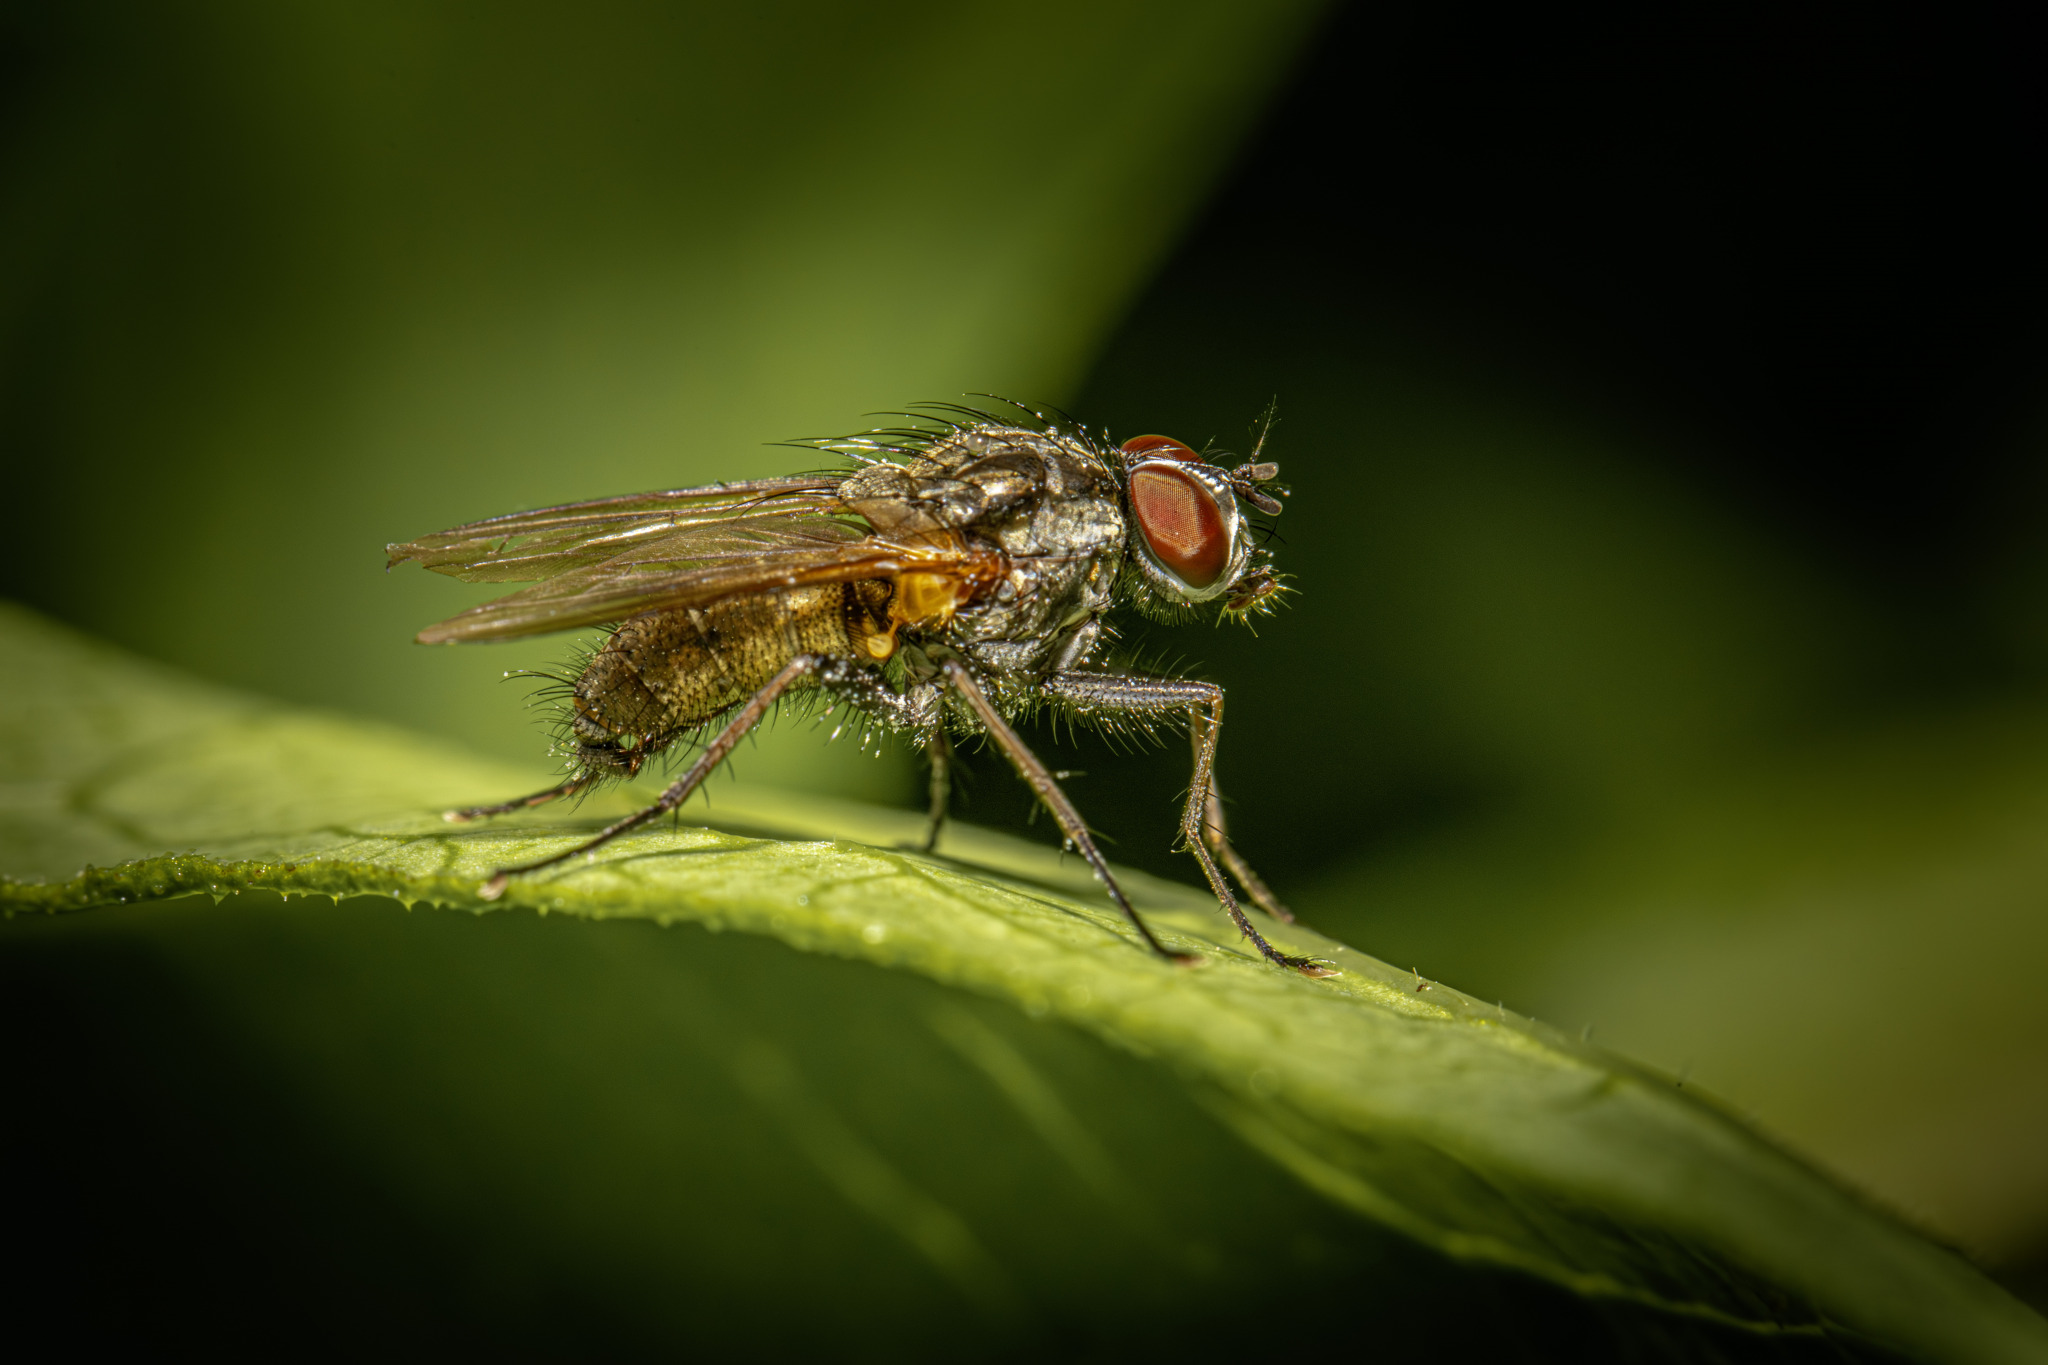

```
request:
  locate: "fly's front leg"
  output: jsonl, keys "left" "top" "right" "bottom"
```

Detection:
{"left": 1043, "top": 671, "right": 1332, "bottom": 976}
{"left": 1190, "top": 707, "right": 1294, "bottom": 923}
{"left": 942, "top": 662, "right": 1198, "bottom": 966}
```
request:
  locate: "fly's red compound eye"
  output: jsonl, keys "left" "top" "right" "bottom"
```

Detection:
{"left": 1129, "top": 462, "right": 1229, "bottom": 589}
{"left": 1120, "top": 434, "right": 1202, "bottom": 462}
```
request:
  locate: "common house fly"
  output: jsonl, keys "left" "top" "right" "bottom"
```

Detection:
{"left": 386, "top": 402, "right": 1331, "bottom": 975}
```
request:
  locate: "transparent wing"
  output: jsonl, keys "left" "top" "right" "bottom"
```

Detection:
{"left": 392, "top": 481, "right": 1001, "bottom": 644}
{"left": 385, "top": 477, "right": 846, "bottom": 584}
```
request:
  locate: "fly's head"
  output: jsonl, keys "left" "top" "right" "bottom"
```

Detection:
{"left": 1114, "top": 432, "right": 1290, "bottom": 623}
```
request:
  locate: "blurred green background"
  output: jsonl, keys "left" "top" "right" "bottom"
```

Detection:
{"left": 5, "top": 0, "right": 2047, "bottom": 1344}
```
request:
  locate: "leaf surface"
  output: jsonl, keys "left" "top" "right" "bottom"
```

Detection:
{"left": 5, "top": 602, "right": 2042, "bottom": 1359}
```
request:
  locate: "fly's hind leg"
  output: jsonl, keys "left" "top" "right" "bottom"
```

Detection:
{"left": 444, "top": 772, "right": 603, "bottom": 824}
{"left": 443, "top": 728, "right": 651, "bottom": 824}
{"left": 1042, "top": 670, "right": 1333, "bottom": 976}
{"left": 475, "top": 654, "right": 834, "bottom": 899}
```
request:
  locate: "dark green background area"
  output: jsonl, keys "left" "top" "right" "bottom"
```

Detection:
{"left": 4, "top": 0, "right": 2047, "bottom": 1350}
{"left": 977, "top": 0, "right": 2048, "bottom": 898}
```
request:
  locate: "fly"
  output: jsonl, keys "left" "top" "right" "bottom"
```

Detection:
{"left": 385, "top": 402, "right": 1331, "bottom": 975}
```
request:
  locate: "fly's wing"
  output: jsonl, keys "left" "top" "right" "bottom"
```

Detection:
{"left": 385, "top": 476, "right": 845, "bottom": 583}
{"left": 395, "top": 486, "right": 1001, "bottom": 644}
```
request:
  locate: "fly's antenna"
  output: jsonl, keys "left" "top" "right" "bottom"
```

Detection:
{"left": 1230, "top": 472, "right": 1285, "bottom": 516}
{"left": 1227, "top": 401, "right": 1286, "bottom": 515}
{"left": 1248, "top": 398, "right": 1280, "bottom": 463}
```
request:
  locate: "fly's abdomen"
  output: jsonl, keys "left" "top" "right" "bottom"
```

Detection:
{"left": 568, "top": 585, "right": 866, "bottom": 766}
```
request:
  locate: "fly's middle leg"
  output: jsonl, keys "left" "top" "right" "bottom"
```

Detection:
{"left": 804, "top": 670, "right": 947, "bottom": 851}
{"left": 922, "top": 726, "right": 952, "bottom": 853}
{"left": 943, "top": 662, "right": 1198, "bottom": 966}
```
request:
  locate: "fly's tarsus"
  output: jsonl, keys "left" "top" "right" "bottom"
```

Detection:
{"left": 444, "top": 773, "right": 597, "bottom": 824}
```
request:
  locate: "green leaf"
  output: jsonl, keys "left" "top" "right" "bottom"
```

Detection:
{"left": 5, "top": 600, "right": 2042, "bottom": 1360}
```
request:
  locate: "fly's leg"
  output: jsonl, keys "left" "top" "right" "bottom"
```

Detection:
{"left": 1190, "top": 708, "right": 1295, "bottom": 923}
{"left": 445, "top": 772, "right": 604, "bottom": 824}
{"left": 806, "top": 672, "right": 948, "bottom": 852}
{"left": 476, "top": 654, "right": 830, "bottom": 900}
{"left": 1043, "top": 671, "right": 1333, "bottom": 976}
{"left": 923, "top": 726, "right": 952, "bottom": 853}
{"left": 942, "top": 661, "right": 1199, "bottom": 966}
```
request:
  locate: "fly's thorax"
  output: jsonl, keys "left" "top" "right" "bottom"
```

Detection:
{"left": 836, "top": 422, "right": 1128, "bottom": 678}
{"left": 954, "top": 475, "right": 1124, "bottom": 664}
{"left": 953, "top": 532, "right": 1120, "bottom": 660}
